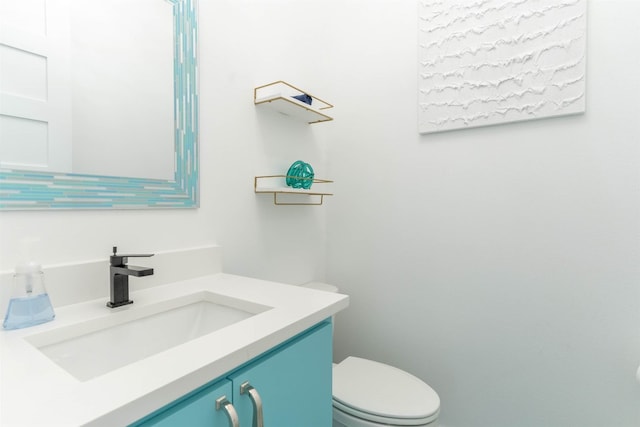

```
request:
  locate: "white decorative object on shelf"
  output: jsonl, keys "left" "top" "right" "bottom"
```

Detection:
{"left": 254, "top": 175, "right": 333, "bottom": 205}
{"left": 418, "top": 0, "right": 587, "bottom": 134}
{"left": 254, "top": 81, "right": 333, "bottom": 124}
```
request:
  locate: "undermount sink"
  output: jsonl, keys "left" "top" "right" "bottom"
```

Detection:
{"left": 25, "top": 291, "right": 271, "bottom": 381}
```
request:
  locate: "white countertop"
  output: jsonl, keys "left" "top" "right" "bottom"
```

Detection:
{"left": 0, "top": 273, "right": 349, "bottom": 427}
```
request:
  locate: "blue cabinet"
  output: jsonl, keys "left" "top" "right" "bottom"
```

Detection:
{"left": 132, "top": 321, "right": 332, "bottom": 427}
{"left": 231, "top": 321, "right": 332, "bottom": 425}
{"left": 139, "top": 379, "right": 233, "bottom": 426}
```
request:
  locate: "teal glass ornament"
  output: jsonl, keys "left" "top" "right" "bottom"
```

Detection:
{"left": 286, "top": 161, "right": 314, "bottom": 189}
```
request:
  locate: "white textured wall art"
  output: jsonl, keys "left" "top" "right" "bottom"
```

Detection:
{"left": 418, "top": 0, "right": 586, "bottom": 134}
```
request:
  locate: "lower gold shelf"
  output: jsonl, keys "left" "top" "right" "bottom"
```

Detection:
{"left": 254, "top": 175, "right": 334, "bottom": 205}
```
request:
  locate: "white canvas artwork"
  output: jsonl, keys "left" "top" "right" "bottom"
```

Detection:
{"left": 418, "top": 0, "right": 586, "bottom": 134}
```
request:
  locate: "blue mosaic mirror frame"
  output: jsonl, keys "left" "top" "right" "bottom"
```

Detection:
{"left": 0, "top": 0, "right": 198, "bottom": 210}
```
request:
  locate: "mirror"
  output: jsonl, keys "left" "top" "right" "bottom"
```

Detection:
{"left": 0, "top": 0, "right": 198, "bottom": 209}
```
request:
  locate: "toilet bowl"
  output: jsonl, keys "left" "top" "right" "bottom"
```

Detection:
{"left": 332, "top": 356, "right": 440, "bottom": 427}
{"left": 301, "top": 282, "right": 441, "bottom": 427}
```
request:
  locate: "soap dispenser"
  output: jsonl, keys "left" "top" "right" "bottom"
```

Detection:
{"left": 3, "top": 257, "right": 55, "bottom": 330}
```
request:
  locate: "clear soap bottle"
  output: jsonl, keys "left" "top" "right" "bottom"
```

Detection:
{"left": 3, "top": 261, "right": 55, "bottom": 330}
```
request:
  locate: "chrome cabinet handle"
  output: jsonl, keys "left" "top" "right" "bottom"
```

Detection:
{"left": 240, "top": 381, "right": 264, "bottom": 427}
{"left": 215, "top": 395, "right": 240, "bottom": 427}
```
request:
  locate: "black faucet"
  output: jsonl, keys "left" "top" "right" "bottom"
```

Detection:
{"left": 107, "top": 246, "right": 154, "bottom": 308}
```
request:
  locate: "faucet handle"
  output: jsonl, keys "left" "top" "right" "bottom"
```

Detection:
{"left": 111, "top": 246, "right": 154, "bottom": 266}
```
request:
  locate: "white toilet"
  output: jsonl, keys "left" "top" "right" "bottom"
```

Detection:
{"left": 302, "top": 282, "right": 441, "bottom": 427}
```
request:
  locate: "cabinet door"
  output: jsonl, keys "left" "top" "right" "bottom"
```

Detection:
{"left": 133, "top": 379, "right": 236, "bottom": 427}
{"left": 230, "top": 322, "right": 333, "bottom": 427}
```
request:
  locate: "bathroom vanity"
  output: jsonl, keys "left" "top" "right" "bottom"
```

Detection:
{"left": 0, "top": 273, "right": 348, "bottom": 426}
{"left": 134, "top": 321, "right": 332, "bottom": 426}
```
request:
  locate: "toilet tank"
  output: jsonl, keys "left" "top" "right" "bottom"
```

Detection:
{"left": 302, "top": 281, "right": 339, "bottom": 293}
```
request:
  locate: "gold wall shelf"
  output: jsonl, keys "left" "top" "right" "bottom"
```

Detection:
{"left": 254, "top": 81, "right": 333, "bottom": 124}
{"left": 254, "top": 175, "right": 334, "bottom": 205}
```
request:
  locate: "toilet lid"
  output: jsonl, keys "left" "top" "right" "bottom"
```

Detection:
{"left": 332, "top": 357, "right": 440, "bottom": 425}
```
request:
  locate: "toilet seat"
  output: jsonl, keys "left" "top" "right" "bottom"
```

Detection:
{"left": 332, "top": 357, "right": 440, "bottom": 425}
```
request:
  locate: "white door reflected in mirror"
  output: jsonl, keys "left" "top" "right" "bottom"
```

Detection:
{"left": 0, "top": 0, "right": 175, "bottom": 181}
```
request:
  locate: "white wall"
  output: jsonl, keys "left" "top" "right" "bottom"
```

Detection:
{"left": 324, "top": 1, "right": 640, "bottom": 426}
{"left": 202, "top": 0, "right": 331, "bottom": 283}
